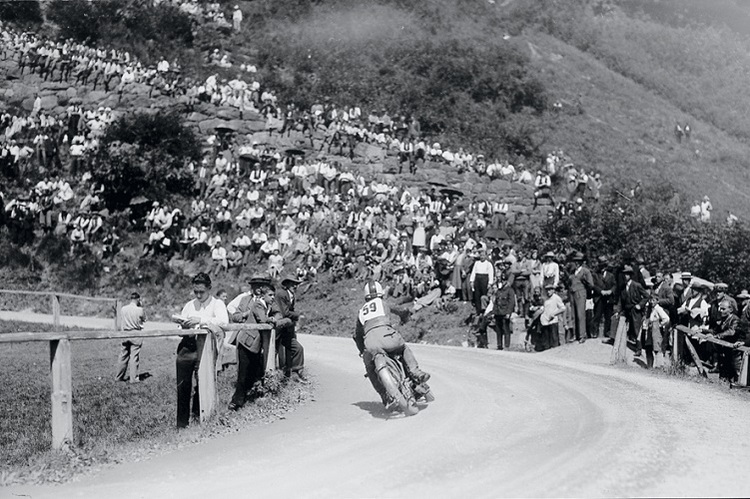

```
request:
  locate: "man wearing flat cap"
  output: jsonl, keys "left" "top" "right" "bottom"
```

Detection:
{"left": 621, "top": 265, "right": 650, "bottom": 356}
{"left": 275, "top": 275, "right": 307, "bottom": 381}
{"left": 568, "top": 251, "right": 596, "bottom": 343}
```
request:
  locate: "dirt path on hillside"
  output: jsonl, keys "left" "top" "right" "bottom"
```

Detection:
{"left": 0, "top": 310, "right": 174, "bottom": 331}
{"left": 7, "top": 327, "right": 750, "bottom": 498}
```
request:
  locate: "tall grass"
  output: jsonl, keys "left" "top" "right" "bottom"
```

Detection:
{"left": 0, "top": 321, "right": 313, "bottom": 485}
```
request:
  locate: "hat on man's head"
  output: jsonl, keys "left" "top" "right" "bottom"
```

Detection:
{"left": 681, "top": 272, "right": 693, "bottom": 280}
{"left": 691, "top": 281, "right": 711, "bottom": 291}
{"left": 571, "top": 251, "right": 584, "bottom": 261}
{"left": 715, "top": 283, "right": 729, "bottom": 291}
{"left": 737, "top": 289, "right": 750, "bottom": 300}
{"left": 544, "top": 283, "right": 557, "bottom": 290}
{"left": 623, "top": 265, "right": 634, "bottom": 274}
{"left": 248, "top": 273, "right": 272, "bottom": 286}
{"left": 281, "top": 275, "right": 302, "bottom": 286}
{"left": 597, "top": 255, "right": 608, "bottom": 264}
{"left": 543, "top": 251, "right": 556, "bottom": 260}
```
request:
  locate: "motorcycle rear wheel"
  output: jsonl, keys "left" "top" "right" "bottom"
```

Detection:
{"left": 378, "top": 363, "right": 418, "bottom": 416}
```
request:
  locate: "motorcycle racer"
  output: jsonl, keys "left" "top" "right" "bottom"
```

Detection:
{"left": 353, "top": 281, "right": 431, "bottom": 407}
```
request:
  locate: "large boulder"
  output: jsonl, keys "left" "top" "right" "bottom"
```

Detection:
{"left": 353, "top": 142, "right": 385, "bottom": 164}
{"left": 488, "top": 179, "right": 512, "bottom": 193}
{"left": 186, "top": 111, "right": 210, "bottom": 123}
{"left": 215, "top": 107, "right": 241, "bottom": 120}
{"left": 39, "top": 94, "right": 58, "bottom": 110}
{"left": 7, "top": 82, "right": 35, "bottom": 104}
{"left": 82, "top": 90, "right": 109, "bottom": 105}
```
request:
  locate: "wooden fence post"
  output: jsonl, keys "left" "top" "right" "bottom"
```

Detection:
{"left": 197, "top": 332, "right": 217, "bottom": 423}
{"left": 684, "top": 335, "right": 707, "bottom": 377}
{"left": 51, "top": 294, "right": 61, "bottom": 331}
{"left": 737, "top": 352, "right": 749, "bottom": 387}
{"left": 262, "top": 328, "right": 277, "bottom": 373}
{"left": 50, "top": 338, "right": 73, "bottom": 450}
{"left": 609, "top": 316, "right": 628, "bottom": 364}
{"left": 114, "top": 299, "right": 122, "bottom": 331}
{"left": 672, "top": 327, "right": 683, "bottom": 366}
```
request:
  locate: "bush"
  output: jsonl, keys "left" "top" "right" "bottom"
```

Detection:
{"left": 47, "top": 0, "right": 102, "bottom": 43}
{"left": 525, "top": 182, "right": 750, "bottom": 291}
{"left": 247, "top": 3, "right": 548, "bottom": 159}
{"left": 47, "top": 0, "right": 193, "bottom": 63}
{"left": 0, "top": 0, "right": 43, "bottom": 26}
{"left": 93, "top": 113, "right": 199, "bottom": 211}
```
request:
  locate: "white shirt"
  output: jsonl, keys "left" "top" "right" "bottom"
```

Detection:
{"left": 180, "top": 296, "right": 228, "bottom": 327}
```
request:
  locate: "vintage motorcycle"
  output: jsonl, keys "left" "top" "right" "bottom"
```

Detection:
{"left": 374, "top": 352, "right": 435, "bottom": 416}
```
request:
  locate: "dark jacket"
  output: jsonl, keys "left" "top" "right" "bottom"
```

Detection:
{"left": 493, "top": 284, "right": 516, "bottom": 317}
{"left": 274, "top": 287, "right": 300, "bottom": 333}
{"left": 621, "top": 281, "right": 649, "bottom": 311}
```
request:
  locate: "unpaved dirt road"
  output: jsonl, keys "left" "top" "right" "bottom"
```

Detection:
{"left": 7, "top": 334, "right": 750, "bottom": 498}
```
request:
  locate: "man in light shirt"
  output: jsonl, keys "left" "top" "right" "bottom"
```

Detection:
{"left": 115, "top": 292, "right": 146, "bottom": 383}
{"left": 175, "top": 273, "right": 229, "bottom": 428}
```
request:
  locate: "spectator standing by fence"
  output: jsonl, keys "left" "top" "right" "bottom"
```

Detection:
{"left": 115, "top": 292, "right": 145, "bottom": 384}
{"left": 275, "top": 275, "right": 308, "bottom": 381}
{"left": 175, "top": 272, "right": 229, "bottom": 428}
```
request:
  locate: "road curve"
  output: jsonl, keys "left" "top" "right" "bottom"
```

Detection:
{"left": 9, "top": 334, "right": 750, "bottom": 498}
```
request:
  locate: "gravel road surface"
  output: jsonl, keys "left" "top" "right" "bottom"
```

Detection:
{"left": 7, "top": 333, "right": 750, "bottom": 498}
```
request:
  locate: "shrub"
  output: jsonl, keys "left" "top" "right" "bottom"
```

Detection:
{"left": 0, "top": 0, "right": 43, "bottom": 26}
{"left": 46, "top": 0, "right": 102, "bottom": 43}
{"left": 525, "top": 182, "right": 750, "bottom": 291}
{"left": 93, "top": 113, "right": 199, "bottom": 211}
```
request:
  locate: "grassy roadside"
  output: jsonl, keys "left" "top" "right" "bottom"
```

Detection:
{"left": 0, "top": 321, "right": 314, "bottom": 486}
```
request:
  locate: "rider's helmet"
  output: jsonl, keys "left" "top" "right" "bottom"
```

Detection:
{"left": 364, "top": 281, "right": 384, "bottom": 300}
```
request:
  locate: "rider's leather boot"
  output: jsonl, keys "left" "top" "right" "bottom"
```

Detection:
{"left": 411, "top": 369, "right": 431, "bottom": 384}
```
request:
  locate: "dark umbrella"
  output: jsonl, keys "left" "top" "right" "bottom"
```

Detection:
{"left": 285, "top": 148, "right": 305, "bottom": 156}
{"left": 440, "top": 187, "right": 464, "bottom": 198}
{"left": 428, "top": 180, "right": 448, "bottom": 188}
{"left": 215, "top": 125, "right": 237, "bottom": 134}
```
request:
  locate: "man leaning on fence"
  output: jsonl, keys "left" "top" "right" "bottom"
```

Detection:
{"left": 115, "top": 292, "right": 145, "bottom": 384}
{"left": 175, "top": 272, "right": 229, "bottom": 428}
{"left": 227, "top": 274, "right": 279, "bottom": 411}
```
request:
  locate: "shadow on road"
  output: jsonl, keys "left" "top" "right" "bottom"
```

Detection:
{"left": 352, "top": 401, "right": 431, "bottom": 419}
{"left": 352, "top": 401, "right": 399, "bottom": 420}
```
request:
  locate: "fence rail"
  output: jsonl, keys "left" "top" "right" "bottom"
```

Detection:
{"left": 0, "top": 288, "right": 121, "bottom": 330}
{"left": 0, "top": 288, "right": 277, "bottom": 450}
{"left": 610, "top": 316, "right": 750, "bottom": 386}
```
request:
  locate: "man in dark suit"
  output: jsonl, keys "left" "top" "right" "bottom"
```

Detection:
{"left": 569, "top": 251, "right": 595, "bottom": 343}
{"left": 275, "top": 275, "right": 307, "bottom": 381}
{"left": 228, "top": 275, "right": 278, "bottom": 411}
{"left": 592, "top": 257, "right": 617, "bottom": 342}
{"left": 621, "top": 265, "right": 650, "bottom": 357}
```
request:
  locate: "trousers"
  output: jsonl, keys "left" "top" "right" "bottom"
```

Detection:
{"left": 364, "top": 326, "right": 420, "bottom": 375}
{"left": 231, "top": 344, "right": 263, "bottom": 407}
{"left": 277, "top": 327, "right": 304, "bottom": 375}
{"left": 115, "top": 339, "right": 142, "bottom": 382}
{"left": 493, "top": 315, "right": 512, "bottom": 349}
{"left": 570, "top": 289, "right": 587, "bottom": 340}
{"left": 176, "top": 339, "right": 200, "bottom": 428}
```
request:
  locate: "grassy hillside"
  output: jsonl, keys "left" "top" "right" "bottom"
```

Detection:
{"left": 234, "top": 0, "right": 750, "bottom": 214}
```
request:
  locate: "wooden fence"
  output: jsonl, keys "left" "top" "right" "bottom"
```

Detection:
{"left": 0, "top": 288, "right": 122, "bottom": 330}
{"left": 610, "top": 314, "right": 750, "bottom": 386}
{"left": 0, "top": 324, "right": 274, "bottom": 450}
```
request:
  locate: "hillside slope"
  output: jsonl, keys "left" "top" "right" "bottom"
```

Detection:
{"left": 519, "top": 30, "right": 750, "bottom": 215}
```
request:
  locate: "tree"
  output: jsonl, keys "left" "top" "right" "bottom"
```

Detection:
{"left": 93, "top": 113, "right": 199, "bottom": 211}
